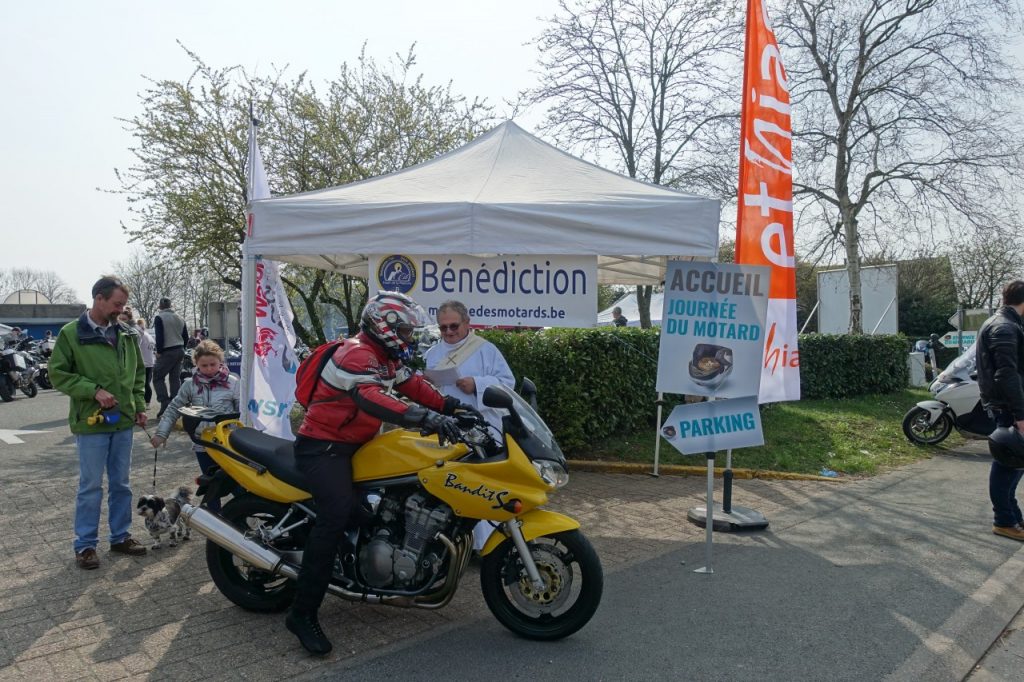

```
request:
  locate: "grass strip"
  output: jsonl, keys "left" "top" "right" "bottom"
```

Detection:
{"left": 573, "top": 388, "right": 966, "bottom": 477}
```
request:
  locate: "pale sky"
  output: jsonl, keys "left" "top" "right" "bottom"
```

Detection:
{"left": 0, "top": 0, "right": 558, "bottom": 303}
{"left": 4, "top": 2, "right": 1022, "bottom": 305}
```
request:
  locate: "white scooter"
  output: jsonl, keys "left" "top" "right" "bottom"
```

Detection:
{"left": 902, "top": 343, "right": 993, "bottom": 445}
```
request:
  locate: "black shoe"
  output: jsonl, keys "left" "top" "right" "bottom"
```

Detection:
{"left": 286, "top": 610, "right": 332, "bottom": 655}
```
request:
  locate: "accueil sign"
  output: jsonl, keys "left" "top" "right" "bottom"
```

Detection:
{"left": 656, "top": 261, "right": 771, "bottom": 400}
{"left": 367, "top": 254, "right": 597, "bottom": 328}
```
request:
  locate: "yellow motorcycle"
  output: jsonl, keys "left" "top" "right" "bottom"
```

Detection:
{"left": 177, "top": 383, "right": 603, "bottom": 640}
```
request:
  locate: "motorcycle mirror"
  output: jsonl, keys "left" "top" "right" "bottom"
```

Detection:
{"left": 519, "top": 377, "right": 539, "bottom": 411}
{"left": 482, "top": 385, "right": 513, "bottom": 410}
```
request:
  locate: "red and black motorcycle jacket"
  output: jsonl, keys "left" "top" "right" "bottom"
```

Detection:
{"left": 297, "top": 331, "right": 446, "bottom": 445}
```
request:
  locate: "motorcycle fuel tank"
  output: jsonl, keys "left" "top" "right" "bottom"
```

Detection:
{"left": 352, "top": 428, "right": 469, "bottom": 482}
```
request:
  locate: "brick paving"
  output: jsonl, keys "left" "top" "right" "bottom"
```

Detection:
{"left": 0, "top": 433, "right": 834, "bottom": 681}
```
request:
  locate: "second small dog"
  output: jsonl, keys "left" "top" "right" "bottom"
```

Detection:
{"left": 137, "top": 486, "right": 193, "bottom": 549}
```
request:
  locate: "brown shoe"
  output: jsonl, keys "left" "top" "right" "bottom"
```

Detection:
{"left": 76, "top": 548, "right": 100, "bottom": 570}
{"left": 993, "top": 525, "right": 1024, "bottom": 541}
{"left": 110, "top": 538, "right": 147, "bottom": 555}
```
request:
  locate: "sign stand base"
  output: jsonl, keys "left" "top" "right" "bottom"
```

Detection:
{"left": 687, "top": 502, "right": 769, "bottom": 531}
{"left": 687, "top": 450, "right": 769, "bottom": 532}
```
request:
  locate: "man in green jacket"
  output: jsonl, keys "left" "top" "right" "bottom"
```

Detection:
{"left": 50, "top": 275, "right": 149, "bottom": 569}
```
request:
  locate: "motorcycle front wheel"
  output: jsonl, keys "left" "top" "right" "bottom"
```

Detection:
{"left": 480, "top": 529, "right": 602, "bottom": 641}
{"left": 21, "top": 381, "right": 37, "bottom": 398}
{"left": 0, "top": 377, "right": 13, "bottom": 402}
{"left": 902, "top": 407, "right": 953, "bottom": 445}
{"left": 206, "top": 494, "right": 300, "bottom": 612}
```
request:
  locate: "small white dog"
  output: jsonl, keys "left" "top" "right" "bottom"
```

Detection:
{"left": 137, "top": 486, "right": 193, "bottom": 549}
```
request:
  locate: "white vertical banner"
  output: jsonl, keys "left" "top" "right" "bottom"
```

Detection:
{"left": 244, "top": 114, "right": 298, "bottom": 438}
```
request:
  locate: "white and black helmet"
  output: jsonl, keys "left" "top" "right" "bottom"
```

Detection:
{"left": 360, "top": 291, "right": 430, "bottom": 360}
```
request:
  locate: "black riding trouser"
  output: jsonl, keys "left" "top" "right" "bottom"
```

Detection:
{"left": 291, "top": 436, "right": 359, "bottom": 615}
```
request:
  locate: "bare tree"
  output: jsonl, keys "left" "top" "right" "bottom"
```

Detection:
{"left": 111, "top": 250, "right": 182, "bottom": 324}
{"left": 114, "top": 44, "right": 490, "bottom": 346}
{"left": 948, "top": 228, "right": 1024, "bottom": 309}
{"left": 0, "top": 268, "right": 79, "bottom": 304}
{"left": 776, "top": 0, "right": 1024, "bottom": 332}
{"left": 527, "top": 0, "right": 743, "bottom": 327}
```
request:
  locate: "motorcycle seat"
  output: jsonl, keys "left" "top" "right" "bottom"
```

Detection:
{"left": 228, "top": 428, "right": 309, "bottom": 492}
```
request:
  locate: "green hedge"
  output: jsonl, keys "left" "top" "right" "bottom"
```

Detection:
{"left": 797, "top": 334, "right": 909, "bottom": 399}
{"left": 480, "top": 329, "right": 909, "bottom": 452}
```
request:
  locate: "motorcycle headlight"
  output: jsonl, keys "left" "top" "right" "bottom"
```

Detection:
{"left": 532, "top": 460, "right": 569, "bottom": 489}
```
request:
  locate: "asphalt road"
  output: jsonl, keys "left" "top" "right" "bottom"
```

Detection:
{"left": 0, "top": 383, "right": 80, "bottom": 481}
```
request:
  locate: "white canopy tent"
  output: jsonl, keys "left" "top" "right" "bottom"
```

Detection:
{"left": 241, "top": 121, "right": 720, "bottom": 422}
{"left": 596, "top": 292, "right": 665, "bottom": 327}
{"left": 245, "top": 121, "right": 720, "bottom": 285}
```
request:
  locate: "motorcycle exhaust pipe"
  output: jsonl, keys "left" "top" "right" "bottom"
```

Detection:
{"left": 179, "top": 503, "right": 298, "bottom": 580}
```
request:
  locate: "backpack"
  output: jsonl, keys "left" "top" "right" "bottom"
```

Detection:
{"left": 295, "top": 340, "right": 345, "bottom": 408}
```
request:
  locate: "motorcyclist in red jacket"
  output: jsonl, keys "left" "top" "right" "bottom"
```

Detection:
{"left": 286, "top": 291, "right": 468, "bottom": 655}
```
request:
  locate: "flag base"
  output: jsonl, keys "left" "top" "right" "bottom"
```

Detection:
{"left": 687, "top": 503, "right": 769, "bottom": 532}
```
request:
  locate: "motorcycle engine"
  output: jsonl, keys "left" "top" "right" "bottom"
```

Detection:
{"left": 358, "top": 493, "right": 453, "bottom": 589}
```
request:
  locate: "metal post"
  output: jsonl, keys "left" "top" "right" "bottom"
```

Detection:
{"left": 957, "top": 306, "right": 965, "bottom": 355}
{"left": 652, "top": 392, "right": 663, "bottom": 477}
{"left": 799, "top": 301, "right": 819, "bottom": 334}
{"left": 722, "top": 449, "right": 733, "bottom": 514}
{"left": 870, "top": 296, "right": 897, "bottom": 335}
{"left": 694, "top": 452, "right": 715, "bottom": 574}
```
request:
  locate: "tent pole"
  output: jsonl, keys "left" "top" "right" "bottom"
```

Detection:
{"left": 240, "top": 248, "right": 257, "bottom": 427}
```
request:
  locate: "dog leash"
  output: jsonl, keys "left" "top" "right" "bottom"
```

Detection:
{"left": 139, "top": 421, "right": 159, "bottom": 494}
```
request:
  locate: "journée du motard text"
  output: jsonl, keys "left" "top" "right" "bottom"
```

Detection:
{"left": 662, "top": 269, "right": 765, "bottom": 340}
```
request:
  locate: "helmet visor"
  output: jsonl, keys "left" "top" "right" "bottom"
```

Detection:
{"left": 396, "top": 323, "right": 416, "bottom": 344}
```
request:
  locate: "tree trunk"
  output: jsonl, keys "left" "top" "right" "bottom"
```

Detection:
{"left": 843, "top": 213, "right": 863, "bottom": 333}
{"left": 636, "top": 285, "right": 653, "bottom": 328}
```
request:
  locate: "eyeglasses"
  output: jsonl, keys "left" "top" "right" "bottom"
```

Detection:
{"left": 438, "top": 323, "right": 464, "bottom": 332}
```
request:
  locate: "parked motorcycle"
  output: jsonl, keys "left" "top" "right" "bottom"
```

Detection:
{"left": 25, "top": 339, "right": 53, "bottom": 390}
{"left": 0, "top": 344, "right": 39, "bottom": 401}
{"left": 903, "top": 343, "right": 993, "bottom": 445}
{"left": 177, "top": 382, "right": 603, "bottom": 640}
{"left": 179, "top": 347, "right": 195, "bottom": 383}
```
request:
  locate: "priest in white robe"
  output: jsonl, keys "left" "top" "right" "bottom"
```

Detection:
{"left": 423, "top": 300, "right": 516, "bottom": 549}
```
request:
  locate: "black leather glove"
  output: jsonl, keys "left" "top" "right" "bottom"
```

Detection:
{"left": 441, "top": 395, "right": 476, "bottom": 416}
{"left": 420, "top": 410, "right": 462, "bottom": 446}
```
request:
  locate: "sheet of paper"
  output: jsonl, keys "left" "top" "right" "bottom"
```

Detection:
{"left": 423, "top": 367, "right": 460, "bottom": 385}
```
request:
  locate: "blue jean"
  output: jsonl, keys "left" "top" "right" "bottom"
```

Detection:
{"left": 74, "top": 429, "right": 135, "bottom": 553}
{"left": 989, "top": 460, "right": 1024, "bottom": 528}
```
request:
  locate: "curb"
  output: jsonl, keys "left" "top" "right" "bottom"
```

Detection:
{"left": 566, "top": 459, "right": 844, "bottom": 482}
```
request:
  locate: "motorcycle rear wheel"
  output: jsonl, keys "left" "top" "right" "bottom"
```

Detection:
{"left": 21, "top": 381, "right": 37, "bottom": 398}
{"left": 206, "top": 494, "right": 299, "bottom": 612}
{"left": 902, "top": 407, "right": 953, "bottom": 445}
{"left": 480, "top": 529, "right": 602, "bottom": 641}
{"left": 0, "top": 377, "right": 14, "bottom": 402}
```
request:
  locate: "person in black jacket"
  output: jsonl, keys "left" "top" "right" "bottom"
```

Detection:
{"left": 977, "top": 280, "right": 1024, "bottom": 541}
{"left": 612, "top": 306, "right": 628, "bottom": 327}
{"left": 153, "top": 297, "right": 189, "bottom": 418}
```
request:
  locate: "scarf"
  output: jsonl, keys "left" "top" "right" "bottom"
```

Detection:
{"left": 193, "top": 365, "right": 231, "bottom": 391}
{"left": 434, "top": 331, "right": 486, "bottom": 369}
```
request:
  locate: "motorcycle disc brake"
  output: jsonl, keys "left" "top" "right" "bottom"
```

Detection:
{"left": 511, "top": 545, "right": 572, "bottom": 613}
